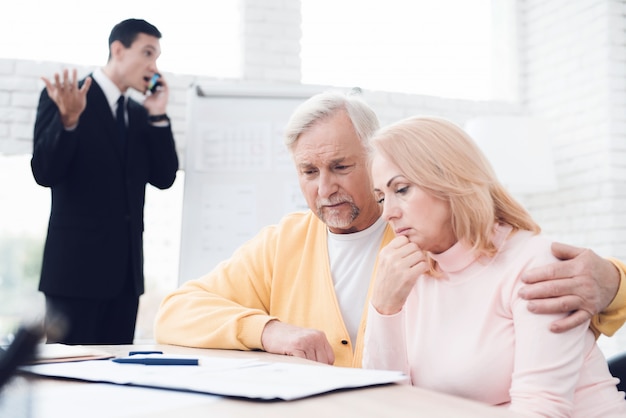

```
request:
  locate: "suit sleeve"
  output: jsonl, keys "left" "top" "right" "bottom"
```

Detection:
{"left": 31, "top": 89, "right": 80, "bottom": 187}
{"left": 144, "top": 122, "right": 179, "bottom": 189}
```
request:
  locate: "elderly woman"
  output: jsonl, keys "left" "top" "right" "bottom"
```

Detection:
{"left": 363, "top": 116, "right": 626, "bottom": 417}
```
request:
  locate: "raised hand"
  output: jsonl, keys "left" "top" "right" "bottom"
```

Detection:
{"left": 41, "top": 68, "right": 92, "bottom": 128}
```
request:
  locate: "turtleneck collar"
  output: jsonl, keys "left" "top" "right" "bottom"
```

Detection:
{"left": 430, "top": 223, "right": 513, "bottom": 276}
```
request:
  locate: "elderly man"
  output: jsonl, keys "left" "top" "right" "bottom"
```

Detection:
{"left": 155, "top": 91, "right": 625, "bottom": 366}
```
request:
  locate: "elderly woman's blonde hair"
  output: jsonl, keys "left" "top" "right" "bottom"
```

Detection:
{"left": 370, "top": 115, "right": 540, "bottom": 261}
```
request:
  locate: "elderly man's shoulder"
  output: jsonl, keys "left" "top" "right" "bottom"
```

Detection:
{"left": 277, "top": 209, "right": 317, "bottom": 227}
{"left": 249, "top": 210, "right": 323, "bottom": 249}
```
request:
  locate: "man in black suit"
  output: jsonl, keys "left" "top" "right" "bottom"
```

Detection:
{"left": 31, "top": 18, "right": 179, "bottom": 344}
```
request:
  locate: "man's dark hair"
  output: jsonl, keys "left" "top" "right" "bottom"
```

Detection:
{"left": 108, "top": 18, "right": 162, "bottom": 57}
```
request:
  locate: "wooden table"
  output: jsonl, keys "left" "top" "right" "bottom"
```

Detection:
{"left": 0, "top": 344, "right": 519, "bottom": 418}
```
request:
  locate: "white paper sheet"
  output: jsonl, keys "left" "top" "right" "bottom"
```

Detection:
{"left": 32, "top": 343, "right": 114, "bottom": 363}
{"left": 20, "top": 355, "right": 406, "bottom": 401}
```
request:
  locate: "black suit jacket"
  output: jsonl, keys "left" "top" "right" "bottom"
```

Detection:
{"left": 31, "top": 78, "right": 179, "bottom": 299}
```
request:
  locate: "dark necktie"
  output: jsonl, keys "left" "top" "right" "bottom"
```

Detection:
{"left": 116, "top": 95, "right": 126, "bottom": 145}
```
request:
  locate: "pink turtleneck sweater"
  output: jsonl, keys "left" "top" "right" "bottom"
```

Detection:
{"left": 363, "top": 224, "right": 626, "bottom": 417}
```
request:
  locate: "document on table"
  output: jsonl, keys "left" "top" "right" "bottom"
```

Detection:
{"left": 20, "top": 355, "right": 406, "bottom": 401}
{"left": 31, "top": 343, "right": 115, "bottom": 363}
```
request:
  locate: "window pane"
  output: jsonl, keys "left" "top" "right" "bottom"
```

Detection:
{"left": 301, "top": 0, "right": 498, "bottom": 100}
{"left": 0, "top": 155, "right": 48, "bottom": 342}
{"left": 0, "top": 1, "right": 240, "bottom": 78}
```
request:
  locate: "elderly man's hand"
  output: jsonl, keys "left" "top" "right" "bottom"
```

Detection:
{"left": 519, "top": 242, "right": 620, "bottom": 333}
{"left": 261, "top": 320, "right": 336, "bottom": 365}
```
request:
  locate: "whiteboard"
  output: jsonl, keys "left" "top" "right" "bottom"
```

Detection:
{"left": 179, "top": 83, "right": 321, "bottom": 283}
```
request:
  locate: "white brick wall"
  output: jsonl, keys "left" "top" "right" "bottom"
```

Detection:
{"left": 1, "top": 0, "right": 623, "bottom": 260}
{"left": 521, "top": 0, "right": 626, "bottom": 263}
{"left": 0, "top": 66, "right": 520, "bottom": 166}
{"left": 240, "top": 0, "right": 302, "bottom": 82}
{"left": 1, "top": 0, "right": 624, "bottom": 256}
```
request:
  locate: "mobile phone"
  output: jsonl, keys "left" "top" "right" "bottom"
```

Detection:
{"left": 147, "top": 73, "right": 161, "bottom": 93}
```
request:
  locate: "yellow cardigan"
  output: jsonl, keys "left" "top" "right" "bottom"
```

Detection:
{"left": 155, "top": 211, "right": 396, "bottom": 367}
{"left": 155, "top": 210, "right": 626, "bottom": 366}
{"left": 591, "top": 257, "right": 626, "bottom": 338}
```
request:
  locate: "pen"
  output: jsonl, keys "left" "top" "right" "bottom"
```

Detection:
{"left": 128, "top": 351, "right": 163, "bottom": 356}
{"left": 112, "top": 357, "right": 199, "bottom": 366}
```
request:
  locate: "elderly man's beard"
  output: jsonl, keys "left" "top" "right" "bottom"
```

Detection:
{"left": 316, "top": 195, "right": 360, "bottom": 229}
